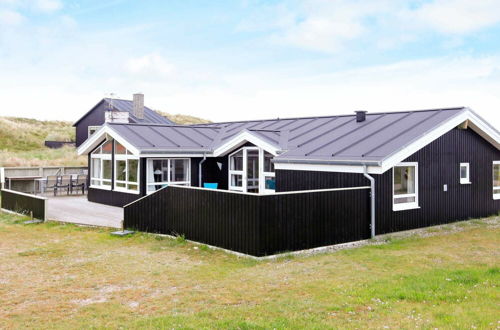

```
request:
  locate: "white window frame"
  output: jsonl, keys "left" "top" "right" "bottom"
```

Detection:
{"left": 228, "top": 146, "right": 276, "bottom": 194}
{"left": 228, "top": 148, "right": 246, "bottom": 192}
{"left": 460, "top": 162, "right": 471, "bottom": 184}
{"left": 493, "top": 161, "right": 500, "bottom": 200}
{"left": 90, "top": 143, "right": 112, "bottom": 190}
{"left": 88, "top": 126, "right": 100, "bottom": 138}
{"left": 392, "top": 162, "right": 419, "bottom": 211}
{"left": 146, "top": 158, "right": 191, "bottom": 194}
{"left": 114, "top": 141, "right": 140, "bottom": 194}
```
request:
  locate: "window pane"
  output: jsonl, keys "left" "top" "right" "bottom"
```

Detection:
{"left": 265, "top": 176, "right": 276, "bottom": 190}
{"left": 115, "top": 141, "right": 127, "bottom": 154}
{"left": 264, "top": 152, "right": 274, "bottom": 172}
{"left": 460, "top": 165, "right": 467, "bottom": 179}
{"left": 231, "top": 174, "right": 243, "bottom": 187}
{"left": 494, "top": 164, "right": 500, "bottom": 187}
{"left": 103, "top": 181, "right": 111, "bottom": 186}
{"left": 128, "top": 184, "right": 138, "bottom": 191}
{"left": 494, "top": 188, "right": 500, "bottom": 195}
{"left": 171, "top": 159, "right": 188, "bottom": 182}
{"left": 92, "top": 147, "right": 102, "bottom": 155}
{"left": 102, "top": 160, "right": 112, "bottom": 180}
{"left": 91, "top": 158, "right": 101, "bottom": 178}
{"left": 91, "top": 179, "right": 100, "bottom": 186}
{"left": 230, "top": 150, "right": 243, "bottom": 171}
{"left": 102, "top": 140, "right": 112, "bottom": 154}
{"left": 394, "top": 166, "right": 415, "bottom": 195}
{"left": 128, "top": 159, "right": 138, "bottom": 183}
{"left": 116, "top": 160, "right": 126, "bottom": 181}
{"left": 116, "top": 182, "right": 126, "bottom": 188}
{"left": 394, "top": 196, "right": 416, "bottom": 204}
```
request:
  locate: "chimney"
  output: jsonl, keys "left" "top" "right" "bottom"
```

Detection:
{"left": 133, "top": 93, "right": 144, "bottom": 120}
{"left": 355, "top": 110, "right": 367, "bottom": 122}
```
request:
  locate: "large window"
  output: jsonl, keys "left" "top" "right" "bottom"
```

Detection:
{"left": 228, "top": 147, "right": 275, "bottom": 193}
{"left": 494, "top": 161, "right": 500, "bottom": 200}
{"left": 393, "top": 162, "right": 419, "bottom": 211}
{"left": 114, "top": 141, "right": 139, "bottom": 193}
{"left": 90, "top": 140, "right": 112, "bottom": 189}
{"left": 146, "top": 158, "right": 190, "bottom": 193}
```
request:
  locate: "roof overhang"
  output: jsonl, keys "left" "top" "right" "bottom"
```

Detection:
{"left": 77, "top": 124, "right": 141, "bottom": 156}
{"left": 274, "top": 108, "right": 500, "bottom": 174}
{"left": 212, "top": 130, "right": 281, "bottom": 157}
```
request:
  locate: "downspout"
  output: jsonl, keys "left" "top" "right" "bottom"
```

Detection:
{"left": 198, "top": 153, "right": 206, "bottom": 187}
{"left": 363, "top": 165, "right": 376, "bottom": 238}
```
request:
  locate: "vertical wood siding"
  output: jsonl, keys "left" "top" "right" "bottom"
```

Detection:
{"left": 124, "top": 186, "right": 370, "bottom": 257}
{"left": 1, "top": 189, "right": 46, "bottom": 220}
{"left": 75, "top": 101, "right": 106, "bottom": 147}
{"left": 276, "top": 128, "right": 500, "bottom": 234}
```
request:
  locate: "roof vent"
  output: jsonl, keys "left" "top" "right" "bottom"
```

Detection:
{"left": 355, "top": 110, "right": 367, "bottom": 122}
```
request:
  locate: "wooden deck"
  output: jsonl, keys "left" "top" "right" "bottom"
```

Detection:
{"left": 47, "top": 195, "right": 123, "bottom": 228}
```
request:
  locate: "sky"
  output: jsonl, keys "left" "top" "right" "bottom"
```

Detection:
{"left": 1, "top": 0, "right": 500, "bottom": 125}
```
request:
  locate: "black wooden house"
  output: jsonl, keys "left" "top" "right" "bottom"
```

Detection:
{"left": 77, "top": 107, "right": 500, "bottom": 255}
{"left": 73, "top": 94, "right": 173, "bottom": 147}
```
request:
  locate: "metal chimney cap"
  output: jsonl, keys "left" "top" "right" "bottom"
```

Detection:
{"left": 355, "top": 110, "right": 367, "bottom": 122}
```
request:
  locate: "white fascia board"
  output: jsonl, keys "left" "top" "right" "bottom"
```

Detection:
{"left": 379, "top": 109, "right": 499, "bottom": 173}
{"left": 77, "top": 125, "right": 140, "bottom": 156}
{"left": 139, "top": 153, "right": 208, "bottom": 158}
{"left": 274, "top": 162, "right": 383, "bottom": 174}
{"left": 213, "top": 130, "right": 280, "bottom": 157}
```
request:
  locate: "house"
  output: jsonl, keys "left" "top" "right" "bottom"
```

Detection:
{"left": 73, "top": 94, "right": 174, "bottom": 147}
{"left": 77, "top": 107, "right": 500, "bottom": 237}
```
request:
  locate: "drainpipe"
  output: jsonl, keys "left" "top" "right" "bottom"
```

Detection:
{"left": 363, "top": 165, "right": 376, "bottom": 238}
{"left": 198, "top": 154, "right": 206, "bottom": 187}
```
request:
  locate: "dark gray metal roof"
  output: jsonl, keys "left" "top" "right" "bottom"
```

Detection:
{"left": 105, "top": 107, "right": 491, "bottom": 163}
{"left": 103, "top": 98, "right": 173, "bottom": 125}
{"left": 73, "top": 98, "right": 173, "bottom": 127}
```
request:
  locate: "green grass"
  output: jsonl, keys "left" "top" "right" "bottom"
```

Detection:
{"left": 0, "top": 212, "right": 498, "bottom": 329}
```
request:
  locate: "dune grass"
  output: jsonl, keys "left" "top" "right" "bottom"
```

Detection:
{"left": 0, "top": 212, "right": 498, "bottom": 329}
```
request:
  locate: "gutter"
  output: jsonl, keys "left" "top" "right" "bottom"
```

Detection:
{"left": 198, "top": 153, "right": 206, "bottom": 187}
{"left": 363, "top": 165, "right": 376, "bottom": 239}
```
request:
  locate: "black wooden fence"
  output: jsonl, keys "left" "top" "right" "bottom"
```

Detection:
{"left": 124, "top": 186, "right": 370, "bottom": 256}
{"left": 1, "top": 189, "right": 47, "bottom": 220}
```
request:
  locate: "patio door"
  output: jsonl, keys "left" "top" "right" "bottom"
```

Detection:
{"left": 246, "top": 148, "right": 259, "bottom": 193}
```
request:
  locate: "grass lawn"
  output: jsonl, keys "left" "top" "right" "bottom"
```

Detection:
{"left": 0, "top": 213, "right": 498, "bottom": 329}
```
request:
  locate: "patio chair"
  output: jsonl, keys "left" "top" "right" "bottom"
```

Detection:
{"left": 71, "top": 174, "right": 87, "bottom": 195}
{"left": 55, "top": 175, "right": 72, "bottom": 195}
{"left": 46, "top": 175, "right": 59, "bottom": 196}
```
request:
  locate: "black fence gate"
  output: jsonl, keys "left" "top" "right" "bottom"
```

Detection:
{"left": 124, "top": 186, "right": 371, "bottom": 257}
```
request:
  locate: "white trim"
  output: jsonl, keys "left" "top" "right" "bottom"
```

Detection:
{"left": 460, "top": 162, "right": 471, "bottom": 184}
{"left": 392, "top": 162, "right": 419, "bottom": 211}
{"left": 77, "top": 125, "right": 140, "bottom": 156}
{"left": 274, "top": 162, "right": 382, "bottom": 174}
{"left": 213, "top": 130, "right": 280, "bottom": 157}
{"left": 493, "top": 161, "right": 500, "bottom": 200}
{"left": 145, "top": 158, "right": 191, "bottom": 194}
{"left": 228, "top": 146, "right": 276, "bottom": 193}
{"left": 88, "top": 125, "right": 100, "bottom": 138}
{"left": 0, "top": 188, "right": 48, "bottom": 200}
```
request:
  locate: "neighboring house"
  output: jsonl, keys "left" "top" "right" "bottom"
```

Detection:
{"left": 77, "top": 107, "right": 500, "bottom": 235}
{"left": 73, "top": 94, "right": 174, "bottom": 147}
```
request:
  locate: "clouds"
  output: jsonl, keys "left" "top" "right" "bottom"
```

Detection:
{"left": 126, "top": 53, "right": 175, "bottom": 77}
{"left": 33, "top": 0, "right": 63, "bottom": 13}
{"left": 0, "top": 8, "right": 23, "bottom": 25}
{"left": 242, "top": 0, "right": 500, "bottom": 53}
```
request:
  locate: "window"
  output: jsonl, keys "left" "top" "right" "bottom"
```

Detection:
{"left": 90, "top": 140, "right": 112, "bottom": 189}
{"left": 393, "top": 162, "right": 419, "bottom": 211}
{"left": 88, "top": 126, "right": 100, "bottom": 138}
{"left": 146, "top": 158, "right": 190, "bottom": 193}
{"left": 229, "top": 149, "right": 244, "bottom": 191}
{"left": 114, "top": 141, "right": 139, "bottom": 193}
{"left": 460, "top": 163, "right": 470, "bottom": 184}
{"left": 228, "top": 147, "right": 275, "bottom": 193}
{"left": 494, "top": 161, "right": 500, "bottom": 200}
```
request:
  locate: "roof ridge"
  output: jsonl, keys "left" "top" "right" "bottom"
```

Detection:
{"left": 192, "top": 107, "right": 466, "bottom": 126}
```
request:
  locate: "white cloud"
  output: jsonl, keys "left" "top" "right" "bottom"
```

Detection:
{"left": 33, "top": 0, "right": 62, "bottom": 13}
{"left": 0, "top": 9, "right": 23, "bottom": 25}
{"left": 412, "top": 0, "right": 500, "bottom": 34}
{"left": 126, "top": 53, "right": 175, "bottom": 77}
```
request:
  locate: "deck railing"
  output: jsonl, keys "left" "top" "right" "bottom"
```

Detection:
{"left": 124, "top": 185, "right": 371, "bottom": 257}
{"left": 1, "top": 189, "right": 48, "bottom": 220}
